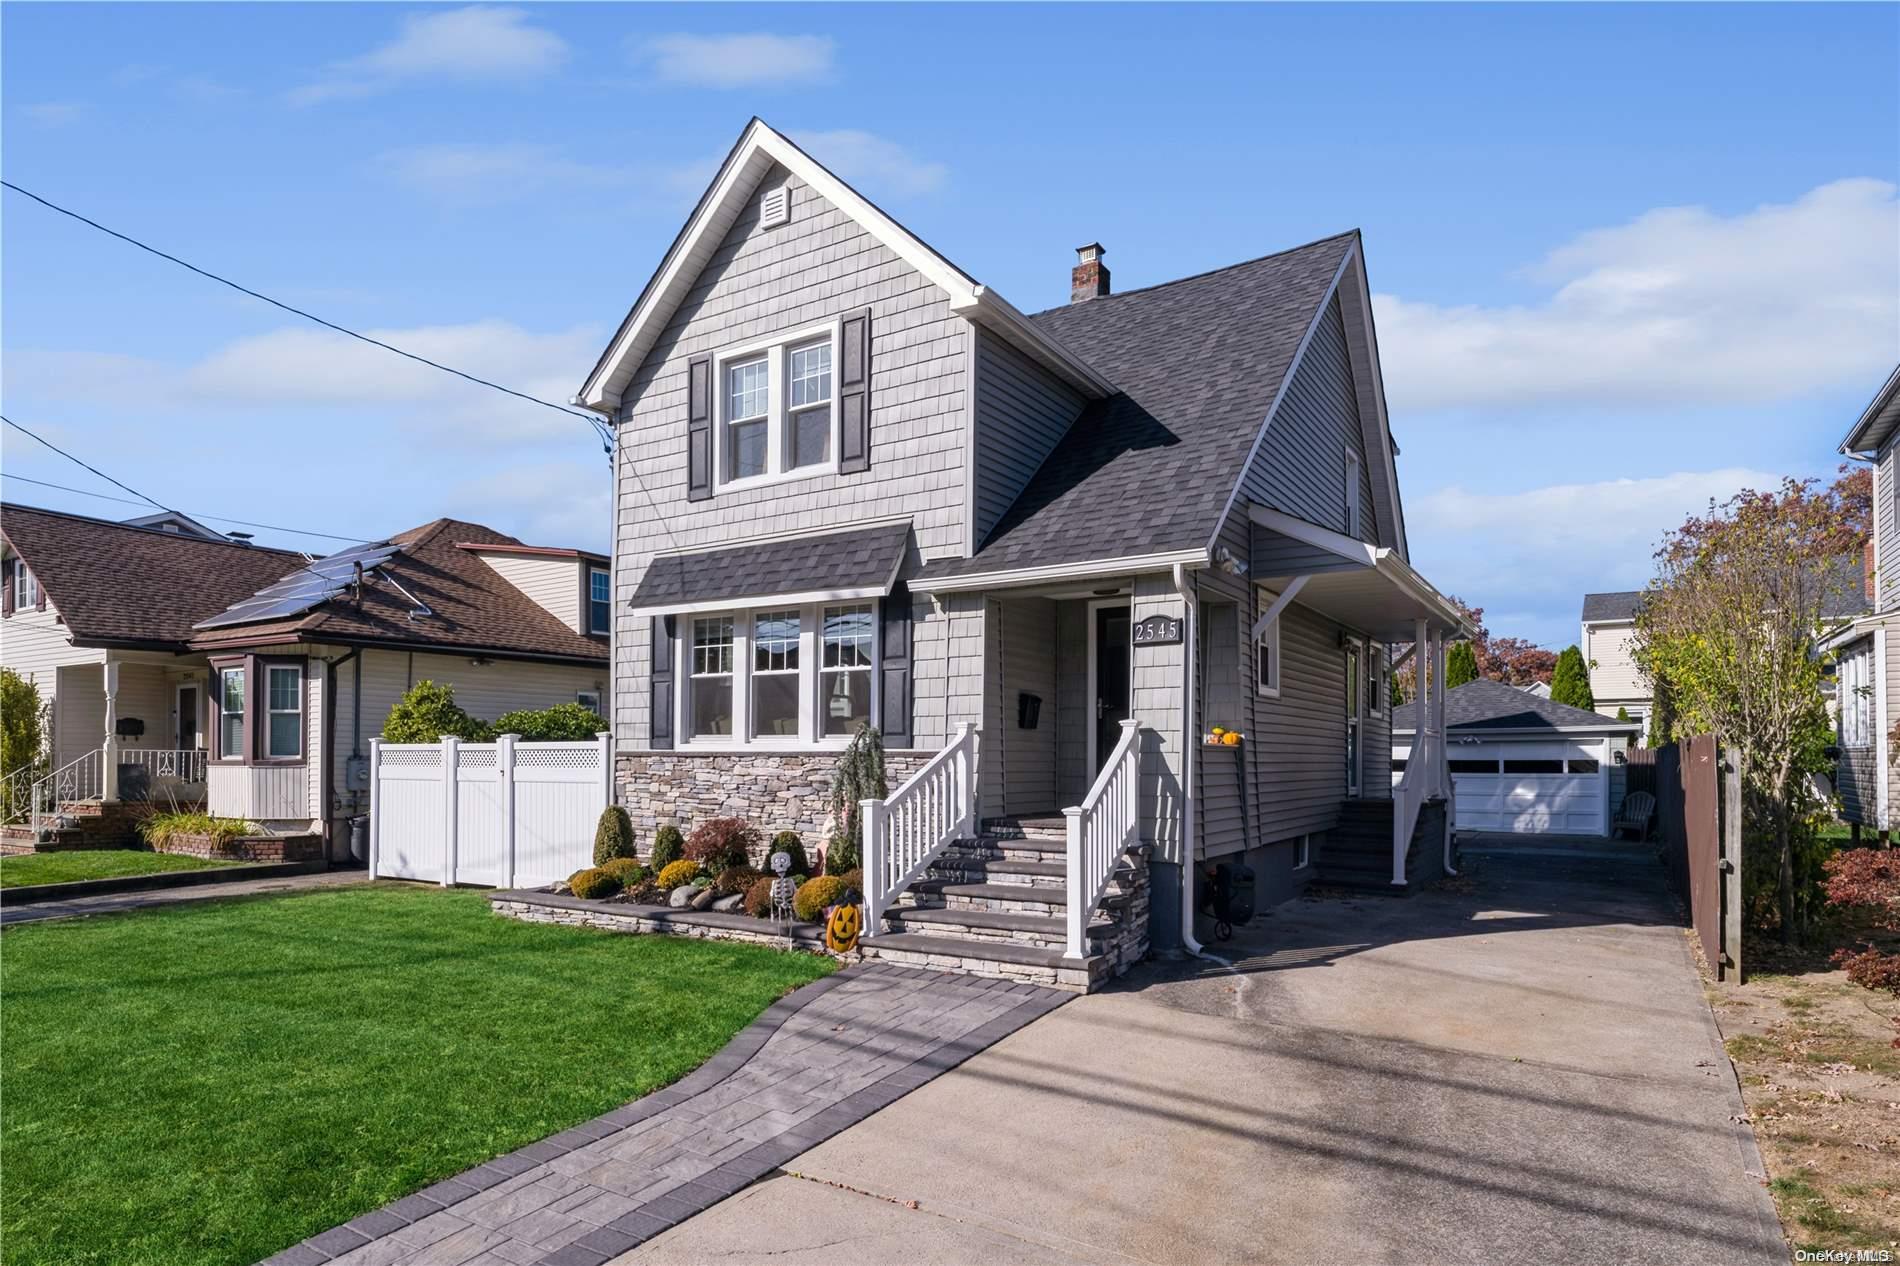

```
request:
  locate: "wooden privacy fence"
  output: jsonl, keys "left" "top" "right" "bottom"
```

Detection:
{"left": 1651, "top": 735, "right": 1743, "bottom": 980}
{"left": 1623, "top": 746, "right": 1659, "bottom": 799}
{"left": 369, "top": 734, "right": 614, "bottom": 889}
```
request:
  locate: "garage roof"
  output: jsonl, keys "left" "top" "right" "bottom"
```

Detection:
{"left": 1392, "top": 679, "right": 1639, "bottom": 735}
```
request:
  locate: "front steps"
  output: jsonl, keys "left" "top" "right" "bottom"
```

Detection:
{"left": 1316, "top": 797, "right": 1451, "bottom": 893}
{"left": 858, "top": 816, "right": 1151, "bottom": 993}
{"left": 0, "top": 800, "right": 145, "bottom": 854}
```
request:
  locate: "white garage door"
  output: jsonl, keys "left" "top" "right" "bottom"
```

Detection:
{"left": 1394, "top": 739, "right": 1608, "bottom": 836}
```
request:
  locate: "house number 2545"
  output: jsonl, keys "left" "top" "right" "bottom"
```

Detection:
{"left": 1132, "top": 615, "right": 1184, "bottom": 646}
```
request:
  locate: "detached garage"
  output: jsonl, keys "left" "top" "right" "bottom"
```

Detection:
{"left": 1392, "top": 679, "right": 1640, "bottom": 837}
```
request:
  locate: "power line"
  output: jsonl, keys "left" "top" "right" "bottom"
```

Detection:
{"left": 0, "top": 472, "right": 365, "bottom": 544}
{"left": 1, "top": 179, "right": 614, "bottom": 453}
{"left": 2, "top": 414, "right": 175, "bottom": 514}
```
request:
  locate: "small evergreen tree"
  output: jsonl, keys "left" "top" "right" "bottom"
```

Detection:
{"left": 649, "top": 823, "right": 684, "bottom": 870}
{"left": 1614, "top": 706, "right": 1631, "bottom": 723}
{"left": 1445, "top": 641, "right": 1479, "bottom": 689}
{"left": 825, "top": 725, "right": 887, "bottom": 875}
{"left": 1389, "top": 669, "right": 1406, "bottom": 709}
{"left": 381, "top": 680, "right": 491, "bottom": 743}
{"left": 593, "top": 804, "right": 635, "bottom": 865}
{"left": 1549, "top": 646, "right": 1595, "bottom": 711}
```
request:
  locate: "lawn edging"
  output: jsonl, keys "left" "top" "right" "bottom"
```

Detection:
{"left": 490, "top": 888, "right": 832, "bottom": 952}
{"left": 0, "top": 859, "right": 327, "bottom": 907}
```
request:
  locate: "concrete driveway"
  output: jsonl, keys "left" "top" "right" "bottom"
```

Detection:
{"left": 617, "top": 850, "right": 1788, "bottom": 1266}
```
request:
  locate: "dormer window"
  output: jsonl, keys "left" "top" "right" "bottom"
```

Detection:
{"left": 713, "top": 321, "right": 840, "bottom": 490}
{"left": 12, "top": 564, "right": 35, "bottom": 611}
{"left": 589, "top": 567, "right": 611, "bottom": 635}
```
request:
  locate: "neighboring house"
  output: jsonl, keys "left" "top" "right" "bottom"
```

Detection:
{"left": 577, "top": 118, "right": 1471, "bottom": 987}
{"left": 1393, "top": 679, "right": 1639, "bottom": 837}
{"left": 1519, "top": 681, "right": 1552, "bottom": 699}
{"left": 1, "top": 505, "right": 609, "bottom": 858}
{"left": 1580, "top": 591, "right": 1650, "bottom": 739}
{"left": 1827, "top": 364, "right": 1900, "bottom": 840}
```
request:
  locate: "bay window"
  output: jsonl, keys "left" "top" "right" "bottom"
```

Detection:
{"left": 713, "top": 322, "right": 840, "bottom": 490}
{"left": 678, "top": 600, "right": 879, "bottom": 747}
{"left": 210, "top": 655, "right": 307, "bottom": 763}
{"left": 265, "top": 664, "right": 304, "bottom": 759}
{"left": 218, "top": 666, "right": 245, "bottom": 759}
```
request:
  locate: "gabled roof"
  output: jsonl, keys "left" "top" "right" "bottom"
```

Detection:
{"left": 0, "top": 504, "right": 304, "bottom": 647}
{"left": 188, "top": 519, "right": 607, "bottom": 664}
{"left": 917, "top": 233, "right": 1361, "bottom": 583}
{"left": 1392, "top": 678, "right": 1639, "bottom": 735}
{"left": 1581, "top": 591, "right": 1642, "bottom": 623}
{"left": 1839, "top": 363, "right": 1900, "bottom": 455}
{"left": 578, "top": 118, "right": 1112, "bottom": 411}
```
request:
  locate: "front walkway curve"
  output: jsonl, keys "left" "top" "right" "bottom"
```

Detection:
{"left": 262, "top": 964, "right": 1067, "bottom": 1266}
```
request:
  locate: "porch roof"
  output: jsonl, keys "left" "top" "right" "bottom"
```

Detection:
{"left": 1249, "top": 505, "right": 1474, "bottom": 642}
{"left": 626, "top": 520, "right": 911, "bottom": 616}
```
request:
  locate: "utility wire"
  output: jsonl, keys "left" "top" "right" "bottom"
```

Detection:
{"left": 2, "top": 415, "right": 176, "bottom": 514}
{"left": 1, "top": 179, "right": 614, "bottom": 452}
{"left": 0, "top": 472, "right": 365, "bottom": 544}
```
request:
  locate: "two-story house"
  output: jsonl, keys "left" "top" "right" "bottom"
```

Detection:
{"left": 1, "top": 505, "right": 609, "bottom": 859}
{"left": 1579, "top": 591, "right": 1650, "bottom": 739}
{"left": 1828, "top": 364, "right": 1900, "bottom": 841}
{"left": 579, "top": 119, "right": 1471, "bottom": 989}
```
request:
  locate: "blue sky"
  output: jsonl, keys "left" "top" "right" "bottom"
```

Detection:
{"left": 3, "top": 2, "right": 1895, "bottom": 647}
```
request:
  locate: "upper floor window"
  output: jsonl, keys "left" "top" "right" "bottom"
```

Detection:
{"left": 588, "top": 567, "right": 611, "bottom": 635}
{"left": 714, "top": 322, "right": 840, "bottom": 491}
{"left": 13, "top": 564, "right": 36, "bottom": 611}
{"left": 1256, "top": 608, "right": 1282, "bottom": 698}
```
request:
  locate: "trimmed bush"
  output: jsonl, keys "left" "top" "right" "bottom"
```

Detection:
{"left": 838, "top": 867, "right": 864, "bottom": 898}
{"left": 568, "top": 867, "right": 621, "bottom": 901}
{"left": 649, "top": 823, "right": 685, "bottom": 870}
{"left": 714, "top": 865, "right": 761, "bottom": 897}
{"left": 793, "top": 875, "right": 849, "bottom": 923}
{"left": 382, "top": 680, "right": 491, "bottom": 744}
{"left": 766, "top": 830, "right": 809, "bottom": 877}
{"left": 491, "top": 702, "right": 604, "bottom": 741}
{"left": 686, "top": 817, "right": 762, "bottom": 874}
{"left": 598, "top": 858, "right": 646, "bottom": 886}
{"left": 593, "top": 805, "right": 636, "bottom": 866}
{"left": 744, "top": 875, "right": 776, "bottom": 918}
{"left": 655, "top": 859, "right": 701, "bottom": 890}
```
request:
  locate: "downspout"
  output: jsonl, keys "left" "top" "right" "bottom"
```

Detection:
{"left": 322, "top": 648, "right": 359, "bottom": 870}
{"left": 1172, "top": 563, "right": 1205, "bottom": 956}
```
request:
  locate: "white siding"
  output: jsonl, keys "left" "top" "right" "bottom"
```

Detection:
{"left": 1, "top": 600, "right": 103, "bottom": 765}
{"left": 1584, "top": 620, "right": 1648, "bottom": 707}
{"left": 56, "top": 664, "right": 105, "bottom": 772}
{"left": 474, "top": 553, "right": 585, "bottom": 634}
{"left": 207, "top": 763, "right": 310, "bottom": 824}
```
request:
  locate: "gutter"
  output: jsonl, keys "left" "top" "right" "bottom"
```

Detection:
{"left": 1172, "top": 562, "right": 1205, "bottom": 957}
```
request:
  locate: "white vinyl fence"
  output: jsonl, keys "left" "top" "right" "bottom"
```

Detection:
{"left": 369, "top": 733, "right": 613, "bottom": 889}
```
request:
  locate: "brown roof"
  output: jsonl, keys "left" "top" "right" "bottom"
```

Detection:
{"left": 1, "top": 504, "right": 307, "bottom": 647}
{"left": 187, "top": 518, "right": 608, "bottom": 664}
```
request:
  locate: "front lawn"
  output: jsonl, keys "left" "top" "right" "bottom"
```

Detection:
{"left": 0, "top": 883, "right": 834, "bottom": 1266}
{"left": 0, "top": 849, "right": 242, "bottom": 889}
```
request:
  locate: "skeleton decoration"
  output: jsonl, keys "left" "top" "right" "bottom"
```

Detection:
{"left": 769, "top": 850, "right": 797, "bottom": 936}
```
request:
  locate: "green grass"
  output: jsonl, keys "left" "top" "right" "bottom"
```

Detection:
{"left": 0, "top": 884, "right": 834, "bottom": 1266}
{"left": 0, "top": 849, "right": 241, "bottom": 889}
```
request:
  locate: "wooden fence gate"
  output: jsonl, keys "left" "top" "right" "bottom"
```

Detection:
{"left": 1653, "top": 735, "right": 1743, "bottom": 980}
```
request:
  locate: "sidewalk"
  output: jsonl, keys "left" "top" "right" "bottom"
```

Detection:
{"left": 0, "top": 868, "right": 364, "bottom": 926}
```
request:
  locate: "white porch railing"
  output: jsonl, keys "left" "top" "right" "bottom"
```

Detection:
{"left": 0, "top": 766, "right": 34, "bottom": 825}
{"left": 1394, "top": 622, "right": 1449, "bottom": 884}
{"left": 120, "top": 748, "right": 208, "bottom": 787}
{"left": 860, "top": 723, "right": 979, "bottom": 939}
{"left": 28, "top": 747, "right": 105, "bottom": 838}
{"left": 1063, "top": 719, "right": 1141, "bottom": 959}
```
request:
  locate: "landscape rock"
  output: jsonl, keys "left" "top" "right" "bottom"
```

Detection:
{"left": 669, "top": 885, "right": 695, "bottom": 908}
{"left": 712, "top": 893, "right": 744, "bottom": 912}
{"left": 691, "top": 887, "right": 718, "bottom": 911}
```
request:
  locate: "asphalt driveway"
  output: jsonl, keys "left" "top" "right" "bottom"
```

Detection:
{"left": 617, "top": 849, "right": 1788, "bottom": 1266}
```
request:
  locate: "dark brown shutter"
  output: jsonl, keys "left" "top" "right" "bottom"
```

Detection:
{"left": 1, "top": 560, "right": 13, "bottom": 617}
{"left": 839, "top": 308, "right": 871, "bottom": 474}
{"left": 686, "top": 356, "right": 713, "bottom": 502}
{"left": 878, "top": 585, "right": 912, "bottom": 748}
{"left": 649, "top": 615, "right": 676, "bottom": 749}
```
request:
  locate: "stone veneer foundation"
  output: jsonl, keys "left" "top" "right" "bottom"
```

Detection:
{"left": 616, "top": 750, "right": 933, "bottom": 841}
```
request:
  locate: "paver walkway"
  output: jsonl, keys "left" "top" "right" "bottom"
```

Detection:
{"left": 0, "top": 868, "right": 363, "bottom": 925}
{"left": 264, "top": 963, "right": 1067, "bottom": 1266}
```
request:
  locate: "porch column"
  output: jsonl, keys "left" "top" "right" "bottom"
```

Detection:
{"left": 102, "top": 659, "right": 121, "bottom": 802}
{"left": 1432, "top": 633, "right": 1449, "bottom": 798}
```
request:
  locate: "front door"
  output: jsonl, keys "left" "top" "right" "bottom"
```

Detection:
{"left": 1344, "top": 642, "right": 1363, "bottom": 797}
{"left": 1093, "top": 605, "right": 1131, "bottom": 775}
{"left": 177, "top": 684, "right": 200, "bottom": 751}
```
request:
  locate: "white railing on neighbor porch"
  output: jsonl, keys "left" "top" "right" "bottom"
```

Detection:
{"left": 120, "top": 747, "right": 209, "bottom": 787}
{"left": 1394, "top": 621, "right": 1450, "bottom": 885}
{"left": 861, "top": 723, "right": 980, "bottom": 939}
{"left": 28, "top": 747, "right": 105, "bottom": 838}
{"left": 1063, "top": 719, "right": 1141, "bottom": 959}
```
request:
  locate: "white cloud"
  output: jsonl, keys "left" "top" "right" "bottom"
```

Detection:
{"left": 380, "top": 144, "right": 627, "bottom": 202}
{"left": 640, "top": 33, "right": 834, "bottom": 88}
{"left": 789, "top": 129, "right": 947, "bottom": 198}
{"left": 1375, "top": 178, "right": 1900, "bottom": 412}
{"left": 291, "top": 6, "right": 568, "bottom": 105}
{"left": 21, "top": 102, "right": 86, "bottom": 126}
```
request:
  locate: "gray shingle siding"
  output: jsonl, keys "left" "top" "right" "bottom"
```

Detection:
{"left": 611, "top": 167, "right": 970, "bottom": 746}
{"left": 984, "top": 596, "right": 1059, "bottom": 817}
{"left": 971, "top": 329, "right": 1084, "bottom": 549}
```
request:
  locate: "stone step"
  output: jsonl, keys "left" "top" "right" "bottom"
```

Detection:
{"left": 857, "top": 930, "right": 1102, "bottom": 992}
{"left": 982, "top": 817, "right": 1069, "bottom": 842}
{"left": 947, "top": 836, "right": 1067, "bottom": 864}
{"left": 925, "top": 857, "right": 1068, "bottom": 889}
{"left": 882, "top": 903, "right": 1114, "bottom": 948}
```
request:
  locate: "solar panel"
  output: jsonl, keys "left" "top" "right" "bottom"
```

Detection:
{"left": 193, "top": 542, "right": 402, "bottom": 630}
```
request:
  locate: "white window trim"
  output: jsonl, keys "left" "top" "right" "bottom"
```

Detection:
{"left": 588, "top": 566, "right": 611, "bottom": 635}
{"left": 676, "top": 598, "right": 880, "bottom": 751}
{"left": 217, "top": 666, "right": 246, "bottom": 759}
{"left": 1843, "top": 648, "right": 1874, "bottom": 748}
{"left": 576, "top": 689, "right": 603, "bottom": 713}
{"left": 1344, "top": 451, "right": 1363, "bottom": 539}
{"left": 264, "top": 664, "right": 304, "bottom": 759}
{"left": 13, "top": 564, "right": 35, "bottom": 609}
{"left": 712, "top": 319, "right": 843, "bottom": 494}
{"left": 1256, "top": 593, "right": 1283, "bottom": 699}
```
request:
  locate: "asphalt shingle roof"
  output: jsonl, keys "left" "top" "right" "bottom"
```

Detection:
{"left": 628, "top": 521, "right": 911, "bottom": 611}
{"left": 1392, "top": 678, "right": 1639, "bottom": 734}
{"left": 1580, "top": 591, "right": 1641, "bottom": 623}
{"left": 918, "top": 233, "right": 1357, "bottom": 582}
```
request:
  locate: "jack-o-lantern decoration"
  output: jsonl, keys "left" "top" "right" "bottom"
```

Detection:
{"left": 824, "top": 902, "right": 862, "bottom": 954}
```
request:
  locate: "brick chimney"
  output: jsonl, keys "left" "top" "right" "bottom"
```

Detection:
{"left": 1071, "top": 243, "right": 1110, "bottom": 303}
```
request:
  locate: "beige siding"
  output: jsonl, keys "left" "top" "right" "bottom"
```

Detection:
{"left": 207, "top": 762, "right": 310, "bottom": 824}
{"left": 475, "top": 553, "right": 584, "bottom": 633}
{"left": 612, "top": 166, "right": 971, "bottom": 748}
{"left": 56, "top": 664, "right": 106, "bottom": 772}
{"left": 1, "top": 601, "right": 102, "bottom": 763}
{"left": 1584, "top": 620, "right": 1648, "bottom": 707}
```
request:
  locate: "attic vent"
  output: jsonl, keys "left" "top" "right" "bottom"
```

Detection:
{"left": 759, "top": 184, "right": 790, "bottom": 229}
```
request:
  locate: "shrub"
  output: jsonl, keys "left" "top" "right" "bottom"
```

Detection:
{"left": 825, "top": 727, "right": 886, "bottom": 875}
{"left": 655, "top": 859, "right": 701, "bottom": 890}
{"left": 649, "top": 823, "right": 684, "bottom": 870}
{"left": 1549, "top": 646, "right": 1595, "bottom": 711}
{"left": 491, "top": 702, "right": 605, "bottom": 741}
{"left": 714, "top": 865, "right": 761, "bottom": 896}
{"left": 593, "top": 804, "right": 636, "bottom": 865}
{"left": 793, "top": 875, "right": 849, "bottom": 922}
{"left": 686, "top": 817, "right": 761, "bottom": 874}
{"left": 1445, "top": 641, "right": 1479, "bottom": 689}
{"left": 598, "top": 858, "right": 646, "bottom": 886}
{"left": 744, "top": 875, "right": 776, "bottom": 918}
{"left": 139, "top": 811, "right": 257, "bottom": 852}
{"left": 382, "top": 680, "right": 491, "bottom": 743}
{"left": 766, "top": 830, "right": 809, "bottom": 877}
{"left": 838, "top": 867, "right": 864, "bottom": 898}
{"left": 0, "top": 669, "right": 46, "bottom": 819}
{"left": 568, "top": 867, "right": 621, "bottom": 900}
